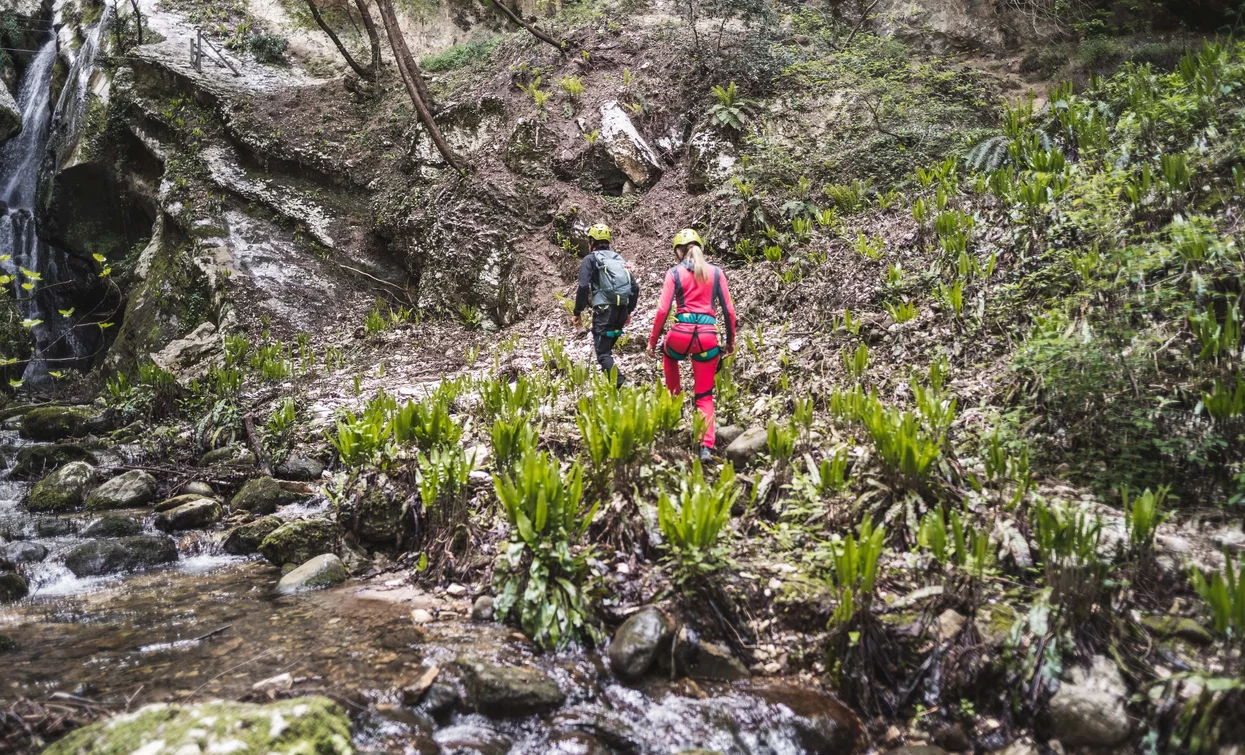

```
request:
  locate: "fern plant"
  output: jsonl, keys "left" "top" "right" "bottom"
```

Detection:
{"left": 492, "top": 415, "right": 540, "bottom": 471}
{"left": 1190, "top": 554, "right": 1245, "bottom": 649}
{"left": 829, "top": 517, "right": 887, "bottom": 628}
{"left": 658, "top": 460, "right": 739, "bottom": 587}
{"left": 708, "top": 81, "right": 754, "bottom": 132}
{"left": 1032, "top": 502, "right": 1107, "bottom": 621}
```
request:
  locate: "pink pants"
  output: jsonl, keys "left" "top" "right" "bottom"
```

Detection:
{"left": 662, "top": 326, "right": 720, "bottom": 449}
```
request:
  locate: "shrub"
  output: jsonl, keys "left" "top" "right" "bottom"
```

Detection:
{"left": 657, "top": 460, "right": 739, "bottom": 587}
{"left": 576, "top": 380, "right": 682, "bottom": 474}
{"left": 493, "top": 451, "right": 600, "bottom": 649}
{"left": 1123, "top": 485, "right": 1170, "bottom": 555}
{"left": 247, "top": 33, "right": 288, "bottom": 64}
{"left": 390, "top": 394, "right": 462, "bottom": 451}
{"left": 828, "top": 516, "right": 886, "bottom": 628}
{"left": 421, "top": 37, "right": 500, "bottom": 72}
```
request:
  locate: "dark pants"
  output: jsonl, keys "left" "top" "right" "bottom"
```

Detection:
{"left": 592, "top": 305, "right": 627, "bottom": 386}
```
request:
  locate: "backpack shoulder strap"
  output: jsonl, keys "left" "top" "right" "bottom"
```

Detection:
{"left": 670, "top": 265, "right": 686, "bottom": 308}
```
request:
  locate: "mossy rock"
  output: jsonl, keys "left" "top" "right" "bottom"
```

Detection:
{"left": 199, "top": 446, "right": 257, "bottom": 468}
{"left": 276, "top": 554, "right": 349, "bottom": 594}
{"left": 64, "top": 536, "right": 178, "bottom": 577}
{"left": 19, "top": 406, "right": 94, "bottom": 441}
{"left": 355, "top": 483, "right": 403, "bottom": 544}
{"left": 153, "top": 493, "right": 213, "bottom": 513}
{"left": 85, "top": 470, "right": 158, "bottom": 511}
{"left": 42, "top": 696, "right": 353, "bottom": 755}
{"left": 231, "top": 476, "right": 299, "bottom": 515}
{"left": 81, "top": 514, "right": 143, "bottom": 538}
{"left": 10, "top": 443, "right": 97, "bottom": 479}
{"left": 154, "top": 498, "right": 222, "bottom": 532}
{"left": 259, "top": 517, "right": 337, "bottom": 567}
{"left": 0, "top": 572, "right": 29, "bottom": 603}
{"left": 1142, "top": 614, "right": 1214, "bottom": 647}
{"left": 223, "top": 515, "right": 282, "bottom": 555}
{"left": 25, "top": 461, "right": 95, "bottom": 513}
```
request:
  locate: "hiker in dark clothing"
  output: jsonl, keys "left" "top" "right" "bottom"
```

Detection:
{"left": 573, "top": 223, "right": 640, "bottom": 387}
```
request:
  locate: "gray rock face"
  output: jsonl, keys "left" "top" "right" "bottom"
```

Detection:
{"left": 871, "top": 0, "right": 1008, "bottom": 53}
{"left": 687, "top": 128, "right": 737, "bottom": 192}
{"left": 81, "top": 514, "right": 143, "bottom": 538}
{"left": 0, "top": 85, "right": 20, "bottom": 144}
{"left": 277, "top": 455, "right": 325, "bottom": 482}
{"left": 155, "top": 498, "right": 223, "bottom": 532}
{"left": 223, "top": 515, "right": 283, "bottom": 556}
{"left": 276, "top": 554, "right": 349, "bottom": 594}
{"left": 151, "top": 321, "right": 221, "bottom": 384}
{"left": 258, "top": 517, "right": 336, "bottom": 567}
{"left": 607, "top": 607, "right": 674, "bottom": 682}
{"left": 231, "top": 476, "right": 299, "bottom": 515}
{"left": 1048, "top": 655, "right": 1132, "bottom": 747}
{"left": 26, "top": 461, "right": 95, "bottom": 513}
{"left": 85, "top": 470, "right": 158, "bottom": 510}
{"left": 64, "top": 535, "right": 178, "bottom": 577}
{"left": 0, "top": 572, "right": 28, "bottom": 603}
{"left": 2, "top": 540, "right": 48, "bottom": 563}
{"left": 456, "top": 655, "right": 566, "bottom": 716}
{"left": 724, "top": 427, "right": 767, "bottom": 466}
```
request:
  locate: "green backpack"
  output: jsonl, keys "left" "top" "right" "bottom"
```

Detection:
{"left": 592, "top": 249, "right": 633, "bottom": 307}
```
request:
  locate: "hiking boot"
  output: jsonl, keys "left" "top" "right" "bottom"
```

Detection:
{"left": 699, "top": 446, "right": 713, "bottom": 462}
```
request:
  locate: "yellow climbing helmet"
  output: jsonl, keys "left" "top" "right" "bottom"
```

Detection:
{"left": 587, "top": 223, "right": 612, "bottom": 242}
{"left": 672, "top": 228, "right": 704, "bottom": 248}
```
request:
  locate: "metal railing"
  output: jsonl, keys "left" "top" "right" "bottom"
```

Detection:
{"left": 190, "top": 29, "right": 240, "bottom": 77}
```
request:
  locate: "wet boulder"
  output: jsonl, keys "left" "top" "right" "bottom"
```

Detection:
{"left": 155, "top": 498, "right": 223, "bottom": 532}
{"left": 685, "top": 640, "right": 750, "bottom": 681}
{"left": 153, "top": 493, "right": 213, "bottom": 513}
{"left": 752, "top": 686, "right": 868, "bottom": 754}
{"left": 0, "top": 571, "right": 29, "bottom": 603}
{"left": 277, "top": 455, "right": 325, "bottom": 482}
{"left": 64, "top": 535, "right": 178, "bottom": 577}
{"left": 456, "top": 654, "right": 566, "bottom": 716}
{"left": 231, "top": 476, "right": 299, "bottom": 515}
{"left": 1047, "top": 655, "right": 1132, "bottom": 747}
{"left": 85, "top": 470, "right": 158, "bottom": 510}
{"left": 608, "top": 606, "right": 674, "bottom": 682}
{"left": 259, "top": 517, "right": 337, "bottom": 567}
{"left": 433, "top": 722, "right": 513, "bottom": 755}
{"left": 33, "top": 517, "right": 74, "bottom": 537}
{"left": 224, "top": 515, "right": 283, "bottom": 555}
{"left": 19, "top": 406, "right": 93, "bottom": 441}
{"left": 199, "top": 445, "right": 257, "bottom": 468}
{"left": 81, "top": 514, "right": 143, "bottom": 538}
{"left": 277, "top": 554, "right": 349, "bottom": 594}
{"left": 725, "top": 427, "right": 768, "bottom": 467}
{"left": 10, "top": 443, "right": 97, "bottom": 479}
{"left": 25, "top": 461, "right": 95, "bottom": 513}
{"left": 41, "top": 696, "right": 353, "bottom": 755}
{"left": 2, "top": 540, "right": 48, "bottom": 564}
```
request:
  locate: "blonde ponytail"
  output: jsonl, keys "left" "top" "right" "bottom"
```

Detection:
{"left": 687, "top": 243, "right": 710, "bottom": 283}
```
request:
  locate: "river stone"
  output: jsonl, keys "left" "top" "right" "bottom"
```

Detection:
{"left": 886, "top": 748, "right": 950, "bottom": 755}
{"left": 550, "top": 731, "right": 613, "bottom": 755}
{"left": 456, "top": 654, "right": 566, "bottom": 716}
{"left": 277, "top": 455, "right": 324, "bottom": 481}
{"left": 686, "top": 640, "right": 750, "bottom": 681}
{"left": 1047, "top": 655, "right": 1132, "bottom": 747}
{"left": 277, "top": 554, "right": 349, "bottom": 594}
{"left": 153, "top": 493, "right": 212, "bottom": 513}
{"left": 33, "top": 517, "right": 74, "bottom": 537}
{"left": 752, "top": 686, "right": 867, "bottom": 754}
{"left": 1141, "top": 614, "right": 1214, "bottom": 646}
{"left": 183, "top": 481, "right": 215, "bottom": 496}
{"left": 223, "top": 515, "right": 283, "bottom": 555}
{"left": 0, "top": 572, "right": 29, "bottom": 602}
{"left": 64, "top": 535, "right": 178, "bottom": 577}
{"left": 339, "top": 540, "right": 371, "bottom": 575}
{"left": 85, "top": 470, "right": 158, "bottom": 511}
{"left": 26, "top": 461, "right": 95, "bottom": 513}
{"left": 472, "top": 595, "right": 495, "bottom": 622}
{"left": 155, "top": 498, "right": 223, "bottom": 532}
{"left": 231, "top": 476, "right": 298, "bottom": 515}
{"left": 81, "top": 514, "right": 143, "bottom": 538}
{"left": 715, "top": 424, "right": 744, "bottom": 447}
{"left": 433, "top": 722, "right": 512, "bottom": 755}
{"left": 259, "top": 517, "right": 336, "bottom": 567}
{"left": 200, "top": 445, "right": 257, "bottom": 467}
{"left": 725, "top": 427, "right": 768, "bottom": 466}
{"left": 41, "top": 696, "right": 353, "bottom": 755}
{"left": 19, "top": 406, "right": 93, "bottom": 441}
{"left": 10, "top": 443, "right": 97, "bottom": 478}
{"left": 608, "top": 606, "right": 674, "bottom": 682}
{"left": 2, "top": 540, "right": 48, "bottom": 563}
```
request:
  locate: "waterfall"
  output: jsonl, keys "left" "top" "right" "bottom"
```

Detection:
{"left": 52, "top": 3, "right": 113, "bottom": 169}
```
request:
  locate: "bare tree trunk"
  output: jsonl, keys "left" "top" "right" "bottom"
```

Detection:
{"left": 128, "top": 0, "right": 143, "bottom": 45}
{"left": 354, "top": 0, "right": 382, "bottom": 82}
{"left": 373, "top": 0, "right": 463, "bottom": 171}
{"left": 305, "top": 0, "right": 375, "bottom": 80}
{"left": 488, "top": 0, "right": 567, "bottom": 53}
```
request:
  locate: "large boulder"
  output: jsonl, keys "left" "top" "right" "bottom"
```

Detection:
{"left": 259, "top": 518, "right": 336, "bottom": 567}
{"left": 154, "top": 498, "right": 222, "bottom": 532}
{"left": 85, "top": 470, "right": 158, "bottom": 510}
{"left": 19, "top": 406, "right": 93, "bottom": 441}
{"left": 1047, "top": 655, "right": 1132, "bottom": 747}
{"left": 456, "top": 654, "right": 566, "bottom": 716}
{"left": 231, "top": 476, "right": 298, "bottom": 515}
{"left": 0, "top": 85, "right": 20, "bottom": 144}
{"left": 10, "top": 443, "right": 97, "bottom": 479}
{"left": 64, "top": 535, "right": 178, "bottom": 577}
{"left": 41, "top": 696, "right": 353, "bottom": 755}
{"left": 150, "top": 321, "right": 221, "bottom": 384}
{"left": 276, "top": 455, "right": 325, "bottom": 482}
{"left": 81, "top": 514, "right": 143, "bottom": 538}
{"left": 0, "top": 571, "right": 29, "bottom": 603}
{"left": 277, "top": 554, "right": 349, "bottom": 595}
{"left": 607, "top": 607, "right": 675, "bottom": 682}
{"left": 687, "top": 127, "right": 738, "bottom": 192}
{"left": 223, "top": 515, "right": 283, "bottom": 555}
{"left": 2, "top": 540, "right": 48, "bottom": 564}
{"left": 725, "top": 427, "right": 768, "bottom": 467}
{"left": 25, "top": 461, "right": 95, "bottom": 513}
{"left": 751, "top": 686, "right": 867, "bottom": 754}
{"left": 597, "top": 100, "right": 663, "bottom": 190}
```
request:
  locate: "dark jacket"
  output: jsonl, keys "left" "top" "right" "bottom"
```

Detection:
{"left": 574, "top": 248, "right": 640, "bottom": 318}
